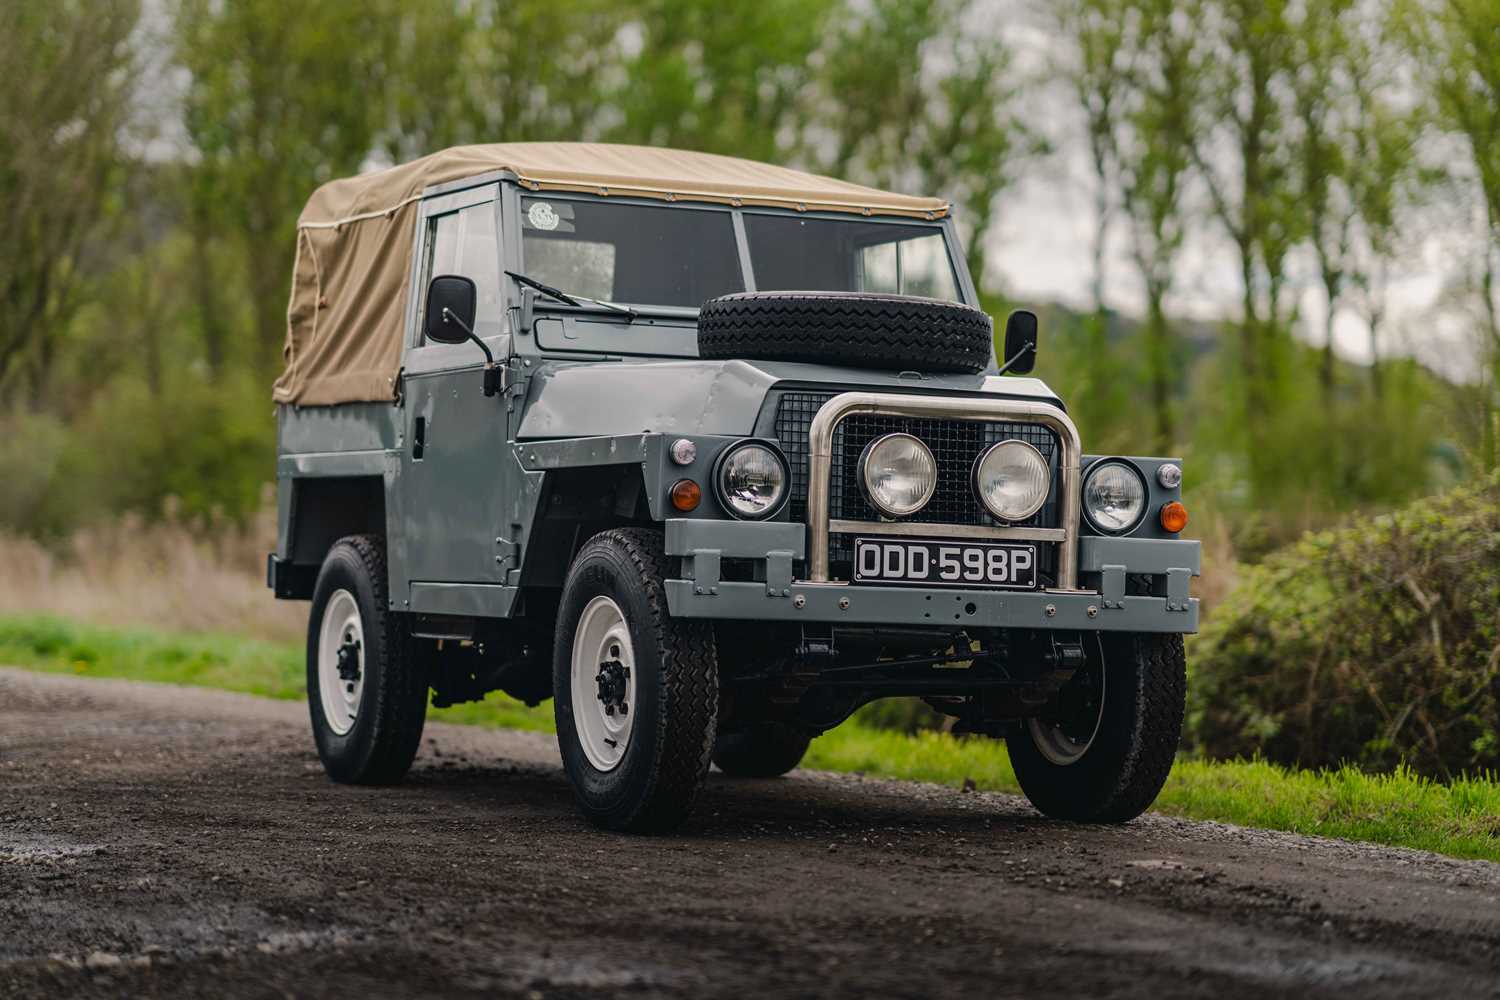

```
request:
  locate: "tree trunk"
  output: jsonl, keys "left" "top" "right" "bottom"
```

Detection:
{"left": 1145, "top": 286, "right": 1174, "bottom": 455}
{"left": 1320, "top": 295, "right": 1336, "bottom": 396}
{"left": 246, "top": 226, "right": 287, "bottom": 380}
{"left": 1238, "top": 240, "right": 1268, "bottom": 497}
{"left": 191, "top": 200, "right": 226, "bottom": 377}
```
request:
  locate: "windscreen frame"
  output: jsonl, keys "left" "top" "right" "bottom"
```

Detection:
{"left": 494, "top": 180, "right": 981, "bottom": 361}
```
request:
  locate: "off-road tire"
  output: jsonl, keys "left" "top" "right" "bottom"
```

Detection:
{"left": 712, "top": 724, "right": 811, "bottom": 778}
{"left": 307, "top": 535, "right": 427, "bottom": 784}
{"left": 554, "top": 528, "right": 718, "bottom": 833}
{"left": 1008, "top": 633, "right": 1186, "bottom": 823}
{"left": 697, "top": 291, "right": 993, "bottom": 374}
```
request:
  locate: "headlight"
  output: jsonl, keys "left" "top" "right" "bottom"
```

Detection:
{"left": 972, "top": 440, "right": 1049, "bottom": 521}
{"left": 1083, "top": 461, "right": 1147, "bottom": 534}
{"left": 715, "top": 442, "right": 787, "bottom": 519}
{"left": 860, "top": 433, "right": 937, "bottom": 517}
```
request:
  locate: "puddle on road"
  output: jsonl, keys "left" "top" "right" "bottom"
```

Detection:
{"left": 0, "top": 834, "right": 106, "bottom": 865}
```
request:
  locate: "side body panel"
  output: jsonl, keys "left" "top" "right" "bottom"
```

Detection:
{"left": 393, "top": 183, "right": 522, "bottom": 616}
{"left": 274, "top": 403, "right": 402, "bottom": 576}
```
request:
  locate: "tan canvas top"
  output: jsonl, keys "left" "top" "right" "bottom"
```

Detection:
{"left": 274, "top": 143, "right": 951, "bottom": 406}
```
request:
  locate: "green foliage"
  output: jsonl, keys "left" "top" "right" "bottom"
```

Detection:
{"left": 613, "top": 0, "right": 836, "bottom": 162}
{"left": 1189, "top": 473, "right": 1500, "bottom": 778}
{"left": 1399, "top": 0, "right": 1500, "bottom": 471}
{"left": 0, "top": 0, "right": 140, "bottom": 391}
{"left": 0, "top": 370, "right": 269, "bottom": 536}
{"left": 175, "top": 0, "right": 398, "bottom": 373}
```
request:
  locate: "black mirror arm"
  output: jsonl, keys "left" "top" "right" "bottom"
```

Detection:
{"left": 441, "top": 307, "right": 503, "bottom": 398}
{"left": 995, "top": 343, "right": 1034, "bottom": 377}
{"left": 441, "top": 307, "right": 492, "bottom": 366}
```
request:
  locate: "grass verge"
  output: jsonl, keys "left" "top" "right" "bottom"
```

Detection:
{"left": 4, "top": 614, "right": 1498, "bottom": 862}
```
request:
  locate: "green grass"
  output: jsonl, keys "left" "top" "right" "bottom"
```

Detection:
{"left": 4, "top": 613, "right": 1499, "bottom": 862}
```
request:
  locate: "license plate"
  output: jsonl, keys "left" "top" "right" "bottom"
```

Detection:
{"left": 853, "top": 538, "right": 1037, "bottom": 589}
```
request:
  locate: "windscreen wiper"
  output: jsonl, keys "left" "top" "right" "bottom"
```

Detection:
{"left": 504, "top": 270, "right": 636, "bottom": 321}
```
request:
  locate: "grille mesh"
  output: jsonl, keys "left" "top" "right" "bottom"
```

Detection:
{"left": 773, "top": 391, "right": 1060, "bottom": 528}
{"left": 772, "top": 390, "right": 1062, "bottom": 583}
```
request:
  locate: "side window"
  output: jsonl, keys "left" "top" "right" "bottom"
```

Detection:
{"left": 420, "top": 201, "right": 501, "bottom": 343}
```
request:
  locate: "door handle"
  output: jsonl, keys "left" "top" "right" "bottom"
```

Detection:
{"left": 412, "top": 416, "right": 426, "bottom": 460}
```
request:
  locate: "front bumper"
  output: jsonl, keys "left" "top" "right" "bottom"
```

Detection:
{"left": 663, "top": 518, "right": 1199, "bottom": 634}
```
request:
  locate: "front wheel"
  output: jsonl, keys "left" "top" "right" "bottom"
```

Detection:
{"left": 553, "top": 528, "right": 718, "bottom": 833}
{"left": 1008, "top": 632, "right": 1185, "bottom": 823}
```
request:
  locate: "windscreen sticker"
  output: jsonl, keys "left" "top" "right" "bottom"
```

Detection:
{"left": 527, "top": 201, "right": 560, "bottom": 231}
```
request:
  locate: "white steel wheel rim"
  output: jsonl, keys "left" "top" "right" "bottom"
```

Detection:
{"left": 570, "top": 595, "right": 637, "bottom": 772}
{"left": 317, "top": 589, "right": 365, "bottom": 737}
{"left": 1027, "top": 668, "right": 1106, "bottom": 766}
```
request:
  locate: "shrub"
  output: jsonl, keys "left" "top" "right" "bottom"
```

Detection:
{"left": 1188, "top": 473, "right": 1500, "bottom": 779}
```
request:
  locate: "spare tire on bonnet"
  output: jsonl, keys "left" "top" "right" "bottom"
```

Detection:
{"left": 696, "top": 291, "right": 994, "bottom": 375}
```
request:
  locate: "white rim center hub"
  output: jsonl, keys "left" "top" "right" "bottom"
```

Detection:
{"left": 317, "top": 588, "right": 365, "bottom": 737}
{"left": 1027, "top": 667, "right": 1106, "bottom": 766}
{"left": 570, "top": 595, "right": 637, "bottom": 772}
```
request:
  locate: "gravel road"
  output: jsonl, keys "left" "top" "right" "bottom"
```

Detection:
{"left": 3, "top": 666, "right": 1499, "bottom": 999}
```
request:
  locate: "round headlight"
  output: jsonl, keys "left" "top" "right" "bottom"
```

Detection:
{"left": 1083, "top": 461, "right": 1148, "bottom": 534}
{"left": 973, "top": 440, "right": 1049, "bottom": 521}
{"left": 715, "top": 442, "right": 787, "bottom": 519}
{"left": 860, "top": 433, "right": 937, "bottom": 517}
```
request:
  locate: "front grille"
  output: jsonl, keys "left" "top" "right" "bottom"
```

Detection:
{"left": 772, "top": 390, "right": 1062, "bottom": 583}
{"left": 774, "top": 391, "right": 1060, "bottom": 528}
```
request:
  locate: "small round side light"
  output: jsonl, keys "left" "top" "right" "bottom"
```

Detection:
{"left": 1160, "top": 501, "right": 1189, "bottom": 533}
{"left": 670, "top": 438, "right": 698, "bottom": 466}
{"left": 1156, "top": 463, "right": 1183, "bottom": 489}
{"left": 670, "top": 479, "right": 702, "bottom": 512}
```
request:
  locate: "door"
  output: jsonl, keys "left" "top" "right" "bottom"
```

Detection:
{"left": 398, "top": 187, "right": 515, "bottom": 610}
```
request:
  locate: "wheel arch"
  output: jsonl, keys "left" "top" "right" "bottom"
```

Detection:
{"left": 517, "top": 464, "right": 654, "bottom": 592}
{"left": 275, "top": 475, "right": 387, "bottom": 599}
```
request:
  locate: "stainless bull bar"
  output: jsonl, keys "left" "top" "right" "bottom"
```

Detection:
{"left": 804, "top": 392, "right": 1084, "bottom": 590}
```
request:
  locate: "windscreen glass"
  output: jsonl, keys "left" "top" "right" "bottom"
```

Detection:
{"left": 521, "top": 197, "right": 744, "bottom": 308}
{"left": 745, "top": 215, "right": 960, "bottom": 301}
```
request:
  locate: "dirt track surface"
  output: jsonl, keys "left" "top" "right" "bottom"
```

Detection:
{"left": 3, "top": 668, "right": 1499, "bottom": 1000}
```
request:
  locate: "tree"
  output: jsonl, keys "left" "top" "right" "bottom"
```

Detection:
{"left": 1288, "top": 0, "right": 1358, "bottom": 401}
{"left": 1050, "top": 0, "right": 1131, "bottom": 447}
{"left": 174, "top": 0, "right": 394, "bottom": 376}
{"left": 1053, "top": 0, "right": 1205, "bottom": 454}
{"left": 816, "top": 0, "right": 1040, "bottom": 290}
{"left": 0, "top": 0, "right": 140, "bottom": 400}
{"left": 384, "top": 0, "right": 627, "bottom": 157}
{"left": 611, "top": 0, "right": 833, "bottom": 162}
{"left": 1289, "top": 0, "right": 1424, "bottom": 407}
{"left": 1190, "top": 0, "right": 1306, "bottom": 499}
{"left": 1402, "top": 0, "right": 1500, "bottom": 469}
{"left": 1116, "top": 0, "right": 1206, "bottom": 454}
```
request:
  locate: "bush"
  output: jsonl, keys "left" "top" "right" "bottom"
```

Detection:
{"left": 1188, "top": 473, "right": 1500, "bottom": 779}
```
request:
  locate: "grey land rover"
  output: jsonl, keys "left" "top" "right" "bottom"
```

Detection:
{"left": 268, "top": 142, "right": 1199, "bottom": 833}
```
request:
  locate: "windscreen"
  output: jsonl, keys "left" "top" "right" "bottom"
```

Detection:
{"left": 745, "top": 215, "right": 960, "bottom": 301}
{"left": 520, "top": 197, "right": 744, "bottom": 308}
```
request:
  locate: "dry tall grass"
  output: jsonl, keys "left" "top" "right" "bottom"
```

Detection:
{"left": 0, "top": 505, "right": 304, "bottom": 645}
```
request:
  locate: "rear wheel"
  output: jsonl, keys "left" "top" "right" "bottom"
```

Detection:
{"left": 553, "top": 528, "right": 718, "bottom": 832}
{"left": 1008, "top": 632, "right": 1185, "bottom": 823}
{"left": 713, "top": 724, "right": 811, "bottom": 778}
{"left": 306, "top": 536, "right": 427, "bottom": 784}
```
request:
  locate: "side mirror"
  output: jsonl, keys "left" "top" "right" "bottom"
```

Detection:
{"left": 422, "top": 274, "right": 502, "bottom": 397}
{"left": 999, "top": 310, "right": 1038, "bottom": 375}
{"left": 424, "top": 275, "right": 478, "bottom": 344}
